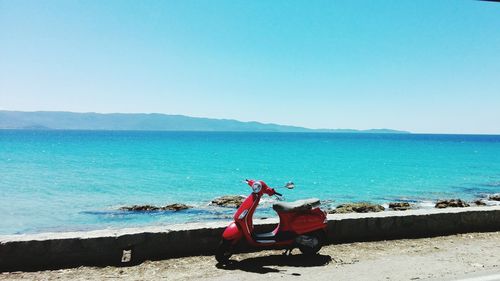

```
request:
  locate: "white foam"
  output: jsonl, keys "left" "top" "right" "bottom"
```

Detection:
{"left": 417, "top": 201, "right": 436, "bottom": 209}
{"left": 484, "top": 200, "right": 500, "bottom": 206}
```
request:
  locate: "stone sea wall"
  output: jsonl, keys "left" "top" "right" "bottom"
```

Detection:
{"left": 1, "top": 206, "right": 500, "bottom": 272}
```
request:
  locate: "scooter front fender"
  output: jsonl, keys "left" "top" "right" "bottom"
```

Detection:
{"left": 222, "top": 222, "right": 243, "bottom": 241}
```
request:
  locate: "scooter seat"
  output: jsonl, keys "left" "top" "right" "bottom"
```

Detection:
{"left": 273, "top": 198, "right": 321, "bottom": 212}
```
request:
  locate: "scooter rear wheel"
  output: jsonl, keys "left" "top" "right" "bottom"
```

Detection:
{"left": 215, "top": 239, "right": 233, "bottom": 264}
{"left": 297, "top": 231, "right": 324, "bottom": 255}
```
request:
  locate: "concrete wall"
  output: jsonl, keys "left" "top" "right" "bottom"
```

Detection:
{"left": 1, "top": 206, "right": 499, "bottom": 272}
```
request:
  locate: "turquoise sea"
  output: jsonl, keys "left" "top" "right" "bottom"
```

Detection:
{"left": 1, "top": 130, "right": 500, "bottom": 235}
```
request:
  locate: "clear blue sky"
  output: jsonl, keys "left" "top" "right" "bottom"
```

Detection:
{"left": 1, "top": 0, "right": 499, "bottom": 134}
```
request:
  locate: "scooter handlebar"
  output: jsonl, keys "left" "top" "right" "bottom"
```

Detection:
{"left": 274, "top": 191, "right": 283, "bottom": 197}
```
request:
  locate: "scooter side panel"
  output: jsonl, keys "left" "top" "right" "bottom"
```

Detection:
{"left": 222, "top": 222, "right": 243, "bottom": 241}
{"left": 289, "top": 208, "right": 327, "bottom": 235}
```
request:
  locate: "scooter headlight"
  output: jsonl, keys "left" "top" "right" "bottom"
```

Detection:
{"left": 251, "top": 182, "right": 262, "bottom": 193}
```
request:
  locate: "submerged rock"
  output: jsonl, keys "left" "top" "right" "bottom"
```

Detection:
{"left": 120, "top": 205, "right": 160, "bottom": 211}
{"left": 474, "top": 200, "right": 487, "bottom": 206}
{"left": 388, "top": 202, "right": 411, "bottom": 211}
{"left": 489, "top": 194, "right": 500, "bottom": 201}
{"left": 211, "top": 195, "right": 246, "bottom": 208}
{"left": 329, "top": 202, "right": 385, "bottom": 214}
{"left": 435, "top": 199, "right": 470, "bottom": 208}
{"left": 163, "top": 203, "right": 191, "bottom": 211}
{"left": 120, "top": 203, "right": 191, "bottom": 212}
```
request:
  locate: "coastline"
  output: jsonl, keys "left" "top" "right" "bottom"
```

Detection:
{"left": 2, "top": 195, "right": 499, "bottom": 237}
{"left": 2, "top": 204, "right": 500, "bottom": 242}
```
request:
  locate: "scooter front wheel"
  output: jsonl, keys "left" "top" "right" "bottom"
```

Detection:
{"left": 215, "top": 239, "right": 233, "bottom": 264}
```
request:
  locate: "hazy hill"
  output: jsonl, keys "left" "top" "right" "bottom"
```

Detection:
{"left": 0, "top": 111, "right": 409, "bottom": 133}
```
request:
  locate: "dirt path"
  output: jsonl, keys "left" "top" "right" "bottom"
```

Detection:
{"left": 2, "top": 232, "right": 499, "bottom": 281}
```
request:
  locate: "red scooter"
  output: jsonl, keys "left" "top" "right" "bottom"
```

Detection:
{"left": 215, "top": 179, "right": 327, "bottom": 264}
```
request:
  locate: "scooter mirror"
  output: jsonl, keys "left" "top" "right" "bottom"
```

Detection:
{"left": 284, "top": 181, "right": 295, "bottom": 189}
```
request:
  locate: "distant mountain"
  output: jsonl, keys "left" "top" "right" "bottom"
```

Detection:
{"left": 0, "top": 111, "right": 410, "bottom": 133}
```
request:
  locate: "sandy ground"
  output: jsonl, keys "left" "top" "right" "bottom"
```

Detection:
{"left": 2, "top": 232, "right": 500, "bottom": 281}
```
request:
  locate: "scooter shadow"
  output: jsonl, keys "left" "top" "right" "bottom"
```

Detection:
{"left": 216, "top": 253, "right": 332, "bottom": 274}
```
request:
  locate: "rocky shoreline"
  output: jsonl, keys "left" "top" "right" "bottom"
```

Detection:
{"left": 118, "top": 194, "right": 500, "bottom": 216}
